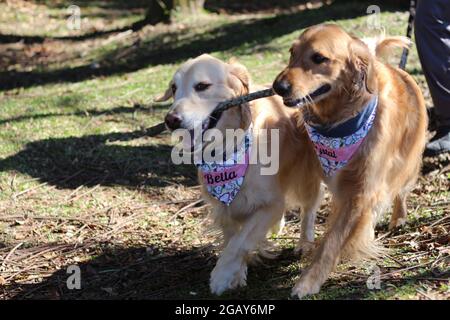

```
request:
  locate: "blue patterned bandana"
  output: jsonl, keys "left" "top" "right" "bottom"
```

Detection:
{"left": 305, "top": 96, "right": 378, "bottom": 177}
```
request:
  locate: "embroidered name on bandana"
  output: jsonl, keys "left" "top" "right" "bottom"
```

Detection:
{"left": 305, "top": 97, "right": 378, "bottom": 177}
{"left": 196, "top": 127, "right": 252, "bottom": 206}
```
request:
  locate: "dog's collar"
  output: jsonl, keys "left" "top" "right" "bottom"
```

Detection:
{"left": 304, "top": 96, "right": 378, "bottom": 177}
{"left": 305, "top": 96, "right": 378, "bottom": 138}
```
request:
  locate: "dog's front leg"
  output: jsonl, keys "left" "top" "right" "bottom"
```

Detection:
{"left": 210, "top": 203, "right": 284, "bottom": 295}
{"left": 292, "top": 196, "right": 372, "bottom": 298}
{"left": 295, "top": 185, "right": 324, "bottom": 255}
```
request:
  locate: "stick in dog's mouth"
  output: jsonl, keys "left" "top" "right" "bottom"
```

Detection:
{"left": 207, "top": 88, "right": 275, "bottom": 130}
{"left": 282, "top": 84, "right": 332, "bottom": 108}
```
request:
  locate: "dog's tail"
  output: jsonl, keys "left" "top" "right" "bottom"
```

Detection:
{"left": 340, "top": 206, "right": 389, "bottom": 263}
{"left": 362, "top": 36, "right": 412, "bottom": 60}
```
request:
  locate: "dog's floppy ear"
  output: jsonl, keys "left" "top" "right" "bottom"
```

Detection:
{"left": 227, "top": 58, "right": 250, "bottom": 95}
{"left": 347, "top": 38, "right": 377, "bottom": 94}
{"left": 154, "top": 80, "right": 174, "bottom": 102}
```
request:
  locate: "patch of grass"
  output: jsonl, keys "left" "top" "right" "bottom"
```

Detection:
{"left": 0, "top": 0, "right": 145, "bottom": 37}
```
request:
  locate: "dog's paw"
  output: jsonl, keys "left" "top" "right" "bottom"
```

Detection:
{"left": 388, "top": 217, "right": 406, "bottom": 230}
{"left": 291, "top": 276, "right": 321, "bottom": 299}
{"left": 294, "top": 240, "right": 315, "bottom": 256}
{"left": 210, "top": 263, "right": 247, "bottom": 295}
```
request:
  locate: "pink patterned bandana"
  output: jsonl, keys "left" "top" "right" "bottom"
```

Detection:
{"left": 197, "top": 126, "right": 252, "bottom": 206}
{"left": 305, "top": 97, "right": 378, "bottom": 177}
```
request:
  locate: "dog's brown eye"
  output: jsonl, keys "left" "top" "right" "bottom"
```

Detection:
{"left": 311, "top": 52, "right": 329, "bottom": 64}
{"left": 171, "top": 83, "right": 177, "bottom": 95}
{"left": 194, "top": 82, "right": 211, "bottom": 92}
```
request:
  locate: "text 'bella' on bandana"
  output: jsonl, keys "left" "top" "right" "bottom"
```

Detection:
{"left": 196, "top": 126, "right": 252, "bottom": 206}
{"left": 305, "top": 96, "right": 378, "bottom": 177}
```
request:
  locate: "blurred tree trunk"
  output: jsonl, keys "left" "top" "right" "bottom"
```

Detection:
{"left": 173, "top": 0, "right": 205, "bottom": 15}
{"left": 134, "top": 0, "right": 204, "bottom": 29}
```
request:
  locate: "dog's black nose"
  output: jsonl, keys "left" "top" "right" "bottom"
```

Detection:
{"left": 165, "top": 112, "right": 182, "bottom": 130}
{"left": 273, "top": 79, "right": 292, "bottom": 97}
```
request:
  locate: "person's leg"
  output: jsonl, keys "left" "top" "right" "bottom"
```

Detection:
{"left": 415, "top": 0, "right": 450, "bottom": 155}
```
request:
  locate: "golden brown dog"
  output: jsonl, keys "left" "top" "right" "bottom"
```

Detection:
{"left": 273, "top": 24, "right": 427, "bottom": 298}
{"left": 157, "top": 54, "right": 323, "bottom": 295}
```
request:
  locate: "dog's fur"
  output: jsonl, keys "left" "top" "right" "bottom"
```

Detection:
{"left": 158, "top": 54, "right": 323, "bottom": 295}
{"left": 273, "top": 24, "right": 427, "bottom": 298}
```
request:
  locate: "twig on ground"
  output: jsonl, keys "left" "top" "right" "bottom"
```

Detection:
{"left": 1, "top": 242, "right": 24, "bottom": 268}
{"left": 380, "top": 256, "right": 446, "bottom": 279}
{"left": 385, "top": 254, "right": 407, "bottom": 268}
{"left": 12, "top": 182, "right": 48, "bottom": 198}
{"left": 416, "top": 289, "right": 434, "bottom": 300}
{"left": 67, "top": 183, "right": 102, "bottom": 203}
{"left": 0, "top": 214, "right": 105, "bottom": 226}
{"left": 171, "top": 199, "right": 204, "bottom": 221}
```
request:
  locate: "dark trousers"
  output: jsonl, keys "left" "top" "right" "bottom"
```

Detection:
{"left": 415, "top": 0, "right": 450, "bottom": 127}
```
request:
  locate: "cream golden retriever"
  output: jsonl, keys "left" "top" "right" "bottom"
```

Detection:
{"left": 273, "top": 24, "right": 427, "bottom": 298}
{"left": 157, "top": 54, "right": 323, "bottom": 295}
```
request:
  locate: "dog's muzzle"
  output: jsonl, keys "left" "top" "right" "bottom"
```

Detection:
{"left": 277, "top": 84, "right": 332, "bottom": 108}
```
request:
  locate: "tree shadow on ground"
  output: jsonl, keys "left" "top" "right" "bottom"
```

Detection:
{"left": 4, "top": 244, "right": 217, "bottom": 299}
{"left": 206, "top": 0, "right": 409, "bottom": 14}
{"left": 4, "top": 242, "right": 447, "bottom": 299}
{"left": 206, "top": 0, "right": 315, "bottom": 14}
{"left": 1, "top": 0, "right": 300, "bottom": 45}
{"left": 0, "top": 0, "right": 406, "bottom": 91}
{"left": 0, "top": 0, "right": 150, "bottom": 44}
{"left": 0, "top": 103, "right": 168, "bottom": 126}
{"left": 0, "top": 1, "right": 357, "bottom": 44}
{"left": 0, "top": 128, "right": 196, "bottom": 190}
{"left": 33, "top": 0, "right": 150, "bottom": 10}
{"left": 0, "top": 27, "right": 135, "bottom": 44}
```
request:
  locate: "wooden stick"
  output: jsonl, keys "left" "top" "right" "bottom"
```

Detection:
{"left": 12, "top": 181, "right": 48, "bottom": 198}
{"left": 170, "top": 199, "right": 204, "bottom": 221}
{"left": 149, "top": 88, "right": 275, "bottom": 137}
{"left": 1, "top": 242, "right": 23, "bottom": 268}
{"left": 212, "top": 88, "right": 274, "bottom": 114}
{"left": 145, "top": 122, "right": 167, "bottom": 137}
